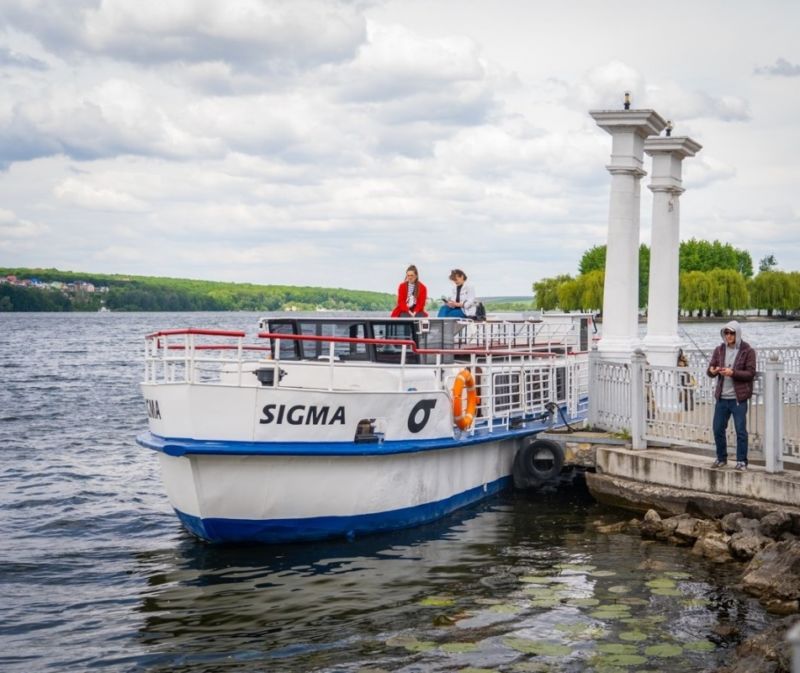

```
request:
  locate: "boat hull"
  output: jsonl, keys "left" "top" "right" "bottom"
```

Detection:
{"left": 145, "top": 433, "right": 529, "bottom": 543}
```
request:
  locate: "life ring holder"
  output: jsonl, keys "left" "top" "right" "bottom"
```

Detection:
{"left": 452, "top": 368, "right": 478, "bottom": 430}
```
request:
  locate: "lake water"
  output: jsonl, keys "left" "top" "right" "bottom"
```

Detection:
{"left": 1, "top": 312, "right": 796, "bottom": 672}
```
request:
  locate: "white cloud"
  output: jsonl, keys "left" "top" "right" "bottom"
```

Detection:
{"left": 0, "top": 208, "right": 48, "bottom": 238}
{"left": 54, "top": 177, "right": 148, "bottom": 212}
{"left": 0, "top": 0, "right": 798, "bottom": 294}
{"left": 1, "top": 0, "right": 367, "bottom": 70}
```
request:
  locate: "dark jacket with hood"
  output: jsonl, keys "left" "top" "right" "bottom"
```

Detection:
{"left": 706, "top": 320, "right": 756, "bottom": 402}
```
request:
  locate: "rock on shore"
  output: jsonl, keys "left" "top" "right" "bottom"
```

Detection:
{"left": 622, "top": 508, "right": 800, "bottom": 672}
{"left": 637, "top": 508, "right": 800, "bottom": 614}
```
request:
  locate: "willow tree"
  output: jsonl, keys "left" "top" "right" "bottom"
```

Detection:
{"left": 750, "top": 271, "right": 800, "bottom": 317}
{"left": 533, "top": 275, "right": 572, "bottom": 311}
{"left": 679, "top": 270, "right": 713, "bottom": 317}
{"left": 707, "top": 269, "right": 749, "bottom": 316}
{"left": 579, "top": 269, "right": 604, "bottom": 312}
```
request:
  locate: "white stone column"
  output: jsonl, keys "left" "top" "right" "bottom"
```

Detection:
{"left": 642, "top": 136, "right": 702, "bottom": 366}
{"left": 590, "top": 110, "right": 666, "bottom": 360}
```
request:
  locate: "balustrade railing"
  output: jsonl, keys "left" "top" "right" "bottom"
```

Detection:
{"left": 589, "top": 347, "right": 800, "bottom": 470}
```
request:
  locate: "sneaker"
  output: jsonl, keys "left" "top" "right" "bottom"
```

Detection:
{"left": 734, "top": 462, "right": 748, "bottom": 471}
{"left": 710, "top": 460, "right": 727, "bottom": 468}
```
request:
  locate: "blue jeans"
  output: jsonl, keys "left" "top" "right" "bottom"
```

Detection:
{"left": 438, "top": 306, "right": 466, "bottom": 318}
{"left": 712, "top": 398, "right": 748, "bottom": 463}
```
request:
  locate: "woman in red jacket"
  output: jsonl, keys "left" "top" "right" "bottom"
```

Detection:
{"left": 390, "top": 264, "right": 428, "bottom": 318}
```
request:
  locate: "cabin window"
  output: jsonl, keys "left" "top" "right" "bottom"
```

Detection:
{"left": 270, "top": 322, "right": 299, "bottom": 360}
{"left": 371, "top": 322, "right": 418, "bottom": 364}
{"left": 297, "top": 322, "right": 369, "bottom": 361}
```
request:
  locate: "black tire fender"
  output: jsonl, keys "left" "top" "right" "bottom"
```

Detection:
{"left": 512, "top": 438, "right": 565, "bottom": 489}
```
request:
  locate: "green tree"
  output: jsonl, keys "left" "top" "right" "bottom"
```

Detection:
{"left": 578, "top": 245, "right": 606, "bottom": 274}
{"left": 579, "top": 270, "right": 604, "bottom": 312}
{"left": 533, "top": 275, "right": 572, "bottom": 311}
{"left": 758, "top": 254, "right": 778, "bottom": 272}
{"left": 679, "top": 238, "right": 753, "bottom": 278}
{"left": 556, "top": 278, "right": 581, "bottom": 311}
{"left": 750, "top": 271, "right": 798, "bottom": 317}
{"left": 679, "top": 270, "right": 713, "bottom": 317}
{"left": 707, "top": 269, "right": 749, "bottom": 316}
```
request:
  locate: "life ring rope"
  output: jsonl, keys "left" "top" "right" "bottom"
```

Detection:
{"left": 452, "top": 368, "right": 477, "bottom": 430}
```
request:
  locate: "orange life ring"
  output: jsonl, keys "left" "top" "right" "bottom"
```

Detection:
{"left": 452, "top": 368, "right": 478, "bottom": 430}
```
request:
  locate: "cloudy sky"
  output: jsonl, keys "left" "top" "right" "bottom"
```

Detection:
{"left": 1, "top": 1, "right": 798, "bottom": 296}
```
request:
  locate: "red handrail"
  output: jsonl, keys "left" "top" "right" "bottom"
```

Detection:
{"left": 146, "top": 328, "right": 247, "bottom": 339}
{"left": 163, "top": 344, "right": 271, "bottom": 351}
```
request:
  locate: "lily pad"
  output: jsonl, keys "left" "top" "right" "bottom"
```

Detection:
{"left": 529, "top": 596, "right": 563, "bottom": 609}
{"left": 619, "top": 630, "right": 647, "bottom": 642}
{"left": 590, "top": 611, "right": 630, "bottom": 621}
{"left": 504, "top": 638, "right": 572, "bottom": 656}
{"left": 650, "top": 587, "right": 682, "bottom": 597}
{"left": 440, "top": 642, "right": 479, "bottom": 654}
{"left": 419, "top": 596, "right": 455, "bottom": 607}
{"left": 644, "top": 643, "right": 683, "bottom": 657}
{"left": 684, "top": 639, "right": 716, "bottom": 652}
{"left": 592, "top": 603, "right": 631, "bottom": 614}
{"left": 607, "top": 585, "right": 630, "bottom": 594}
{"left": 566, "top": 597, "right": 601, "bottom": 607}
{"left": 591, "top": 570, "right": 618, "bottom": 577}
{"left": 404, "top": 639, "right": 437, "bottom": 653}
{"left": 681, "top": 598, "right": 710, "bottom": 608}
{"left": 646, "top": 578, "right": 676, "bottom": 590}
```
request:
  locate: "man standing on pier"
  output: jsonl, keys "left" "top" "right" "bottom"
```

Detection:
{"left": 707, "top": 321, "right": 757, "bottom": 470}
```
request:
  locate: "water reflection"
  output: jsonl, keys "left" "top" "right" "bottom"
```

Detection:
{"left": 133, "top": 484, "right": 770, "bottom": 672}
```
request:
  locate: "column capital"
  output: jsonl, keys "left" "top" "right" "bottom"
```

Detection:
{"left": 644, "top": 136, "right": 702, "bottom": 158}
{"left": 607, "top": 165, "right": 647, "bottom": 178}
{"left": 590, "top": 109, "right": 668, "bottom": 138}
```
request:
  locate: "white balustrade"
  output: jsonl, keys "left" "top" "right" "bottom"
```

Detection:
{"left": 592, "top": 347, "right": 800, "bottom": 468}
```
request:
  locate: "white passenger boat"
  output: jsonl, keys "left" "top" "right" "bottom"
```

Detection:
{"left": 137, "top": 314, "right": 593, "bottom": 543}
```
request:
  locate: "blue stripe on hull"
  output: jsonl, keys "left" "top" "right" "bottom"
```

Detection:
{"left": 137, "top": 399, "right": 587, "bottom": 458}
{"left": 175, "top": 475, "right": 512, "bottom": 544}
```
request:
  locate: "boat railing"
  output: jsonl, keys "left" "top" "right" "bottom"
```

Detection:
{"left": 143, "top": 329, "right": 590, "bottom": 433}
{"left": 455, "top": 314, "right": 593, "bottom": 353}
{"left": 143, "top": 328, "right": 271, "bottom": 387}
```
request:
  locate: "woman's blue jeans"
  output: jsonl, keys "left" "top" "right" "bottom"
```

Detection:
{"left": 712, "top": 398, "right": 748, "bottom": 463}
{"left": 438, "top": 306, "right": 466, "bottom": 318}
